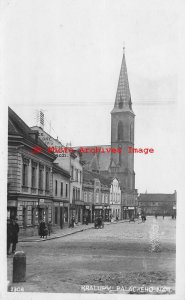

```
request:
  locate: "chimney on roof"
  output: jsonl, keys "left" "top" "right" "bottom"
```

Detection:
{"left": 35, "top": 109, "right": 45, "bottom": 129}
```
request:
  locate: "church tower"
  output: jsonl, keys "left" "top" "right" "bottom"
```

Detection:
{"left": 110, "top": 47, "right": 135, "bottom": 192}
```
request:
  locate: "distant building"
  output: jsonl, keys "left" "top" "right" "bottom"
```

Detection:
{"left": 82, "top": 169, "right": 111, "bottom": 223}
{"left": 110, "top": 178, "right": 121, "bottom": 220}
{"left": 138, "top": 191, "right": 177, "bottom": 216}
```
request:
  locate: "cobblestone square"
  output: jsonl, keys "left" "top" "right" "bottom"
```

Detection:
{"left": 7, "top": 217, "right": 176, "bottom": 294}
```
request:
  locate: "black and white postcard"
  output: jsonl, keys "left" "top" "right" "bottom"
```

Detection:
{"left": 1, "top": 0, "right": 185, "bottom": 299}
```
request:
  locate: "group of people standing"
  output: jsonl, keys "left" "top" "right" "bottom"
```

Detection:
{"left": 7, "top": 217, "right": 19, "bottom": 255}
{"left": 39, "top": 219, "right": 52, "bottom": 238}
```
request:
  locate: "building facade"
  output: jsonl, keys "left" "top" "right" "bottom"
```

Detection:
{"left": 138, "top": 191, "right": 177, "bottom": 217}
{"left": 31, "top": 126, "right": 84, "bottom": 225}
{"left": 110, "top": 178, "right": 121, "bottom": 220}
{"left": 52, "top": 164, "right": 70, "bottom": 229}
{"left": 70, "top": 151, "right": 83, "bottom": 223}
{"left": 82, "top": 170, "right": 111, "bottom": 223}
{"left": 8, "top": 107, "right": 56, "bottom": 236}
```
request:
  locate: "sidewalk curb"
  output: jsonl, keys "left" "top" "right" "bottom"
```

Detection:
{"left": 19, "top": 221, "right": 127, "bottom": 243}
{"left": 19, "top": 226, "right": 94, "bottom": 243}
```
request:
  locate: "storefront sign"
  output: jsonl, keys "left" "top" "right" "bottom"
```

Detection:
{"left": 39, "top": 199, "right": 45, "bottom": 203}
{"left": 128, "top": 207, "right": 135, "bottom": 209}
{"left": 85, "top": 206, "right": 90, "bottom": 209}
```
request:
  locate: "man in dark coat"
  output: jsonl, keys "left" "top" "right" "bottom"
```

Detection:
{"left": 39, "top": 219, "right": 46, "bottom": 238}
{"left": 71, "top": 215, "right": 75, "bottom": 228}
{"left": 11, "top": 218, "right": 19, "bottom": 253}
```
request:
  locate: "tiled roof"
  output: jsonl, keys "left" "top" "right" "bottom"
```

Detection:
{"left": 97, "top": 151, "right": 111, "bottom": 170}
{"left": 83, "top": 169, "right": 112, "bottom": 187}
{"left": 80, "top": 145, "right": 111, "bottom": 172}
{"left": 138, "top": 193, "right": 176, "bottom": 202}
{"left": 53, "top": 163, "right": 70, "bottom": 178}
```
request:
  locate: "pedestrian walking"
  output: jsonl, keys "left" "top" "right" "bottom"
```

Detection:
{"left": 39, "top": 219, "right": 46, "bottom": 238}
{"left": 71, "top": 215, "right": 75, "bottom": 228}
{"left": 11, "top": 217, "right": 19, "bottom": 253}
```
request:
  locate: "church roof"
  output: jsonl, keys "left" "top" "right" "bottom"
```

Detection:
{"left": 80, "top": 145, "right": 111, "bottom": 172}
{"left": 83, "top": 169, "right": 112, "bottom": 187}
{"left": 111, "top": 47, "right": 134, "bottom": 114}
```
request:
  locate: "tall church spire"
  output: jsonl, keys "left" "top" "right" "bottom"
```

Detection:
{"left": 113, "top": 47, "right": 133, "bottom": 113}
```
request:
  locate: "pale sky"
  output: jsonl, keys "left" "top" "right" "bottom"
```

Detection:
{"left": 2, "top": 0, "right": 181, "bottom": 193}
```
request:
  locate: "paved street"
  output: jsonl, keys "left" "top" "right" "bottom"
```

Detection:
{"left": 7, "top": 217, "right": 176, "bottom": 294}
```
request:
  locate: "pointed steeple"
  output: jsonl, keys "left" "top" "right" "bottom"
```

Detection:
{"left": 112, "top": 47, "right": 133, "bottom": 113}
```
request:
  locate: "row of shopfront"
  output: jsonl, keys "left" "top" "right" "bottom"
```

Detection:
{"left": 7, "top": 197, "right": 114, "bottom": 234}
